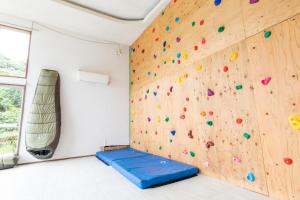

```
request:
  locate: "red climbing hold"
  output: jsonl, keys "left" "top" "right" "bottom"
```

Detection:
{"left": 223, "top": 66, "right": 229, "bottom": 72}
{"left": 152, "top": 28, "right": 156, "bottom": 33}
{"left": 200, "top": 20, "right": 204, "bottom": 26}
{"left": 177, "top": 60, "right": 181, "bottom": 64}
{"left": 194, "top": 45, "right": 198, "bottom": 51}
{"left": 186, "top": 97, "right": 190, "bottom": 101}
{"left": 261, "top": 77, "right": 271, "bottom": 85}
{"left": 201, "top": 38, "right": 206, "bottom": 45}
{"left": 183, "top": 107, "right": 187, "bottom": 112}
{"left": 209, "top": 111, "right": 214, "bottom": 116}
{"left": 236, "top": 118, "right": 243, "bottom": 124}
{"left": 284, "top": 157, "right": 293, "bottom": 165}
{"left": 168, "top": 155, "right": 172, "bottom": 159}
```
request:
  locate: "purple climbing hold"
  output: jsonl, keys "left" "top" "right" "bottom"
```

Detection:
{"left": 163, "top": 41, "right": 167, "bottom": 47}
{"left": 153, "top": 91, "right": 157, "bottom": 96}
{"left": 208, "top": 88, "right": 215, "bottom": 96}
{"left": 249, "top": 0, "right": 259, "bottom": 4}
{"left": 176, "top": 37, "right": 181, "bottom": 43}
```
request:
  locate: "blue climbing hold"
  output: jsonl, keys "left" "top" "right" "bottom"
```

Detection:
{"left": 176, "top": 53, "right": 181, "bottom": 59}
{"left": 165, "top": 26, "right": 170, "bottom": 31}
{"left": 175, "top": 17, "right": 180, "bottom": 23}
{"left": 214, "top": 0, "right": 221, "bottom": 6}
{"left": 170, "top": 130, "right": 176, "bottom": 136}
{"left": 153, "top": 91, "right": 157, "bottom": 96}
{"left": 247, "top": 172, "right": 255, "bottom": 182}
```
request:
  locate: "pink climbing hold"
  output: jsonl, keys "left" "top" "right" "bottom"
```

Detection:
{"left": 186, "top": 97, "right": 190, "bottom": 101}
{"left": 261, "top": 77, "right": 272, "bottom": 85}
{"left": 180, "top": 114, "right": 186, "bottom": 119}
{"left": 201, "top": 37, "right": 206, "bottom": 45}
{"left": 208, "top": 88, "right": 215, "bottom": 96}
{"left": 209, "top": 111, "right": 214, "bottom": 116}
{"left": 182, "top": 149, "right": 188, "bottom": 155}
{"left": 232, "top": 156, "right": 242, "bottom": 163}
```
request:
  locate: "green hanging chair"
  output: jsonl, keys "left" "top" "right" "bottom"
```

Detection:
{"left": 26, "top": 69, "right": 61, "bottom": 159}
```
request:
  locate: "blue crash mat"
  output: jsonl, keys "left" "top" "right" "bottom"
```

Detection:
{"left": 95, "top": 148, "right": 147, "bottom": 165}
{"left": 96, "top": 148, "right": 199, "bottom": 189}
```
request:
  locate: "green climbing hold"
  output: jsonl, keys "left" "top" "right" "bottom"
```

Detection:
{"left": 147, "top": 72, "right": 151, "bottom": 76}
{"left": 145, "top": 130, "right": 148, "bottom": 134}
{"left": 159, "top": 146, "right": 162, "bottom": 150}
{"left": 218, "top": 26, "right": 225, "bottom": 33}
{"left": 207, "top": 121, "right": 213, "bottom": 126}
{"left": 235, "top": 85, "right": 243, "bottom": 90}
{"left": 190, "top": 151, "right": 195, "bottom": 157}
{"left": 164, "top": 61, "right": 167, "bottom": 64}
{"left": 243, "top": 133, "right": 251, "bottom": 140}
{"left": 192, "top": 21, "right": 196, "bottom": 27}
{"left": 172, "top": 60, "right": 175, "bottom": 64}
{"left": 165, "top": 117, "right": 170, "bottom": 122}
{"left": 163, "top": 48, "right": 166, "bottom": 52}
{"left": 264, "top": 31, "right": 271, "bottom": 38}
{"left": 154, "top": 73, "right": 157, "bottom": 77}
{"left": 169, "top": 139, "right": 173, "bottom": 143}
{"left": 146, "top": 89, "right": 149, "bottom": 93}
{"left": 161, "top": 11, "right": 165, "bottom": 16}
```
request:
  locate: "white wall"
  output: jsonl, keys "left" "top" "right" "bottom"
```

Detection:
{"left": 18, "top": 24, "right": 129, "bottom": 163}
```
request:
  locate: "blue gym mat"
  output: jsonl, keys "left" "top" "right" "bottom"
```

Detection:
{"left": 96, "top": 148, "right": 199, "bottom": 189}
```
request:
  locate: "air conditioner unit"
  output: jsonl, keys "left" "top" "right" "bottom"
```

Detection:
{"left": 78, "top": 70, "right": 110, "bottom": 85}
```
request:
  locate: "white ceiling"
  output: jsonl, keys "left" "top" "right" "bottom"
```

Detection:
{"left": 0, "top": 0, "right": 169, "bottom": 45}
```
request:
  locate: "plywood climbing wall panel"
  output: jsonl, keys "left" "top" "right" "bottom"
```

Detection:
{"left": 245, "top": 15, "right": 300, "bottom": 200}
{"left": 130, "top": 0, "right": 300, "bottom": 199}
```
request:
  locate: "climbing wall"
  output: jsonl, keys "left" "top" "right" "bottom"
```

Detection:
{"left": 130, "top": 0, "right": 300, "bottom": 199}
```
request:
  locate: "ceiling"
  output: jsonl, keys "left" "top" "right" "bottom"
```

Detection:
{"left": 0, "top": 0, "right": 169, "bottom": 45}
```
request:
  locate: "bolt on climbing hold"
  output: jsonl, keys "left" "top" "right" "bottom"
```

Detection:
{"left": 218, "top": 26, "right": 225, "bottom": 33}
{"left": 235, "top": 85, "right": 243, "bottom": 90}
{"left": 207, "top": 121, "right": 214, "bottom": 126}
{"left": 236, "top": 118, "right": 243, "bottom": 124}
{"left": 249, "top": 0, "right": 259, "bottom": 4}
{"left": 230, "top": 52, "right": 238, "bottom": 61}
{"left": 247, "top": 172, "right": 255, "bottom": 182}
{"left": 165, "top": 117, "right": 170, "bottom": 122}
{"left": 208, "top": 88, "right": 215, "bottom": 96}
{"left": 261, "top": 77, "right": 272, "bottom": 85}
{"left": 188, "top": 130, "right": 193, "bottom": 139}
{"left": 206, "top": 141, "right": 215, "bottom": 149}
{"left": 159, "top": 146, "right": 162, "bottom": 150}
{"left": 200, "top": 111, "right": 206, "bottom": 117}
{"left": 283, "top": 157, "right": 293, "bottom": 165}
{"left": 214, "top": 0, "right": 221, "bottom": 6}
{"left": 195, "top": 65, "right": 203, "bottom": 71}
{"left": 165, "top": 26, "right": 170, "bottom": 31}
{"left": 191, "top": 21, "right": 196, "bottom": 26}
{"left": 232, "top": 156, "right": 242, "bottom": 163}
{"left": 170, "top": 130, "right": 176, "bottom": 136}
{"left": 243, "top": 133, "right": 251, "bottom": 140}
{"left": 264, "top": 31, "right": 271, "bottom": 38}
{"left": 223, "top": 66, "right": 229, "bottom": 72}
{"left": 190, "top": 151, "right": 195, "bottom": 157}
{"left": 288, "top": 114, "right": 300, "bottom": 130}
{"left": 182, "top": 53, "right": 188, "bottom": 60}
{"left": 175, "top": 17, "right": 180, "bottom": 23}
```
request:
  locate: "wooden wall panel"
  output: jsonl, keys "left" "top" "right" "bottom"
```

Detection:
{"left": 130, "top": 0, "right": 300, "bottom": 199}
{"left": 246, "top": 15, "right": 300, "bottom": 200}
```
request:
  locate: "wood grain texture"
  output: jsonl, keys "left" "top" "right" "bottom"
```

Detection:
{"left": 130, "top": 0, "right": 300, "bottom": 199}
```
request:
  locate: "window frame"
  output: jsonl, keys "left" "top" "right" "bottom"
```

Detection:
{"left": 0, "top": 23, "right": 31, "bottom": 156}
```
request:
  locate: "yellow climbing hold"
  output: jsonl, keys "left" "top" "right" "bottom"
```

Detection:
{"left": 156, "top": 117, "right": 161, "bottom": 123}
{"left": 177, "top": 73, "right": 188, "bottom": 84}
{"left": 288, "top": 114, "right": 300, "bottom": 131}
{"left": 182, "top": 53, "right": 188, "bottom": 60}
{"left": 230, "top": 52, "right": 238, "bottom": 61}
{"left": 195, "top": 65, "right": 203, "bottom": 71}
{"left": 156, "top": 104, "right": 161, "bottom": 110}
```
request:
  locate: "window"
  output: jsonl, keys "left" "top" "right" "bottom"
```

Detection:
{"left": 0, "top": 25, "right": 30, "bottom": 155}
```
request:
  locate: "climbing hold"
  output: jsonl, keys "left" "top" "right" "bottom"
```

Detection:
{"left": 235, "top": 85, "right": 243, "bottom": 90}
{"left": 243, "top": 133, "right": 251, "bottom": 140}
{"left": 147, "top": 72, "right": 151, "bottom": 76}
{"left": 186, "top": 97, "right": 189, "bottom": 101}
{"left": 163, "top": 41, "right": 167, "bottom": 47}
{"left": 200, "top": 111, "right": 206, "bottom": 117}
{"left": 153, "top": 91, "right": 157, "bottom": 96}
{"left": 223, "top": 66, "right": 229, "bottom": 72}
{"left": 170, "top": 130, "right": 176, "bottom": 136}
{"left": 261, "top": 77, "right": 272, "bottom": 85}
{"left": 156, "top": 117, "right": 161, "bottom": 123}
{"left": 165, "top": 26, "right": 170, "bottom": 31}
{"left": 176, "top": 37, "right": 181, "bottom": 43}
{"left": 180, "top": 114, "right": 185, "bottom": 119}
{"left": 207, "top": 121, "right": 214, "bottom": 126}
{"left": 214, "top": 0, "right": 221, "bottom": 6}
{"left": 182, "top": 53, "right": 188, "bottom": 60}
{"left": 218, "top": 26, "right": 225, "bottom": 33}
{"left": 208, "top": 88, "right": 215, "bottom": 96}
{"left": 232, "top": 156, "right": 242, "bottom": 163}
{"left": 191, "top": 21, "right": 196, "bottom": 27}
{"left": 288, "top": 114, "right": 300, "bottom": 130}
{"left": 176, "top": 53, "right": 181, "bottom": 59}
{"left": 201, "top": 37, "right": 206, "bottom": 45}
{"left": 246, "top": 172, "right": 255, "bottom": 182}
{"left": 236, "top": 118, "right": 243, "bottom": 124}
{"left": 208, "top": 111, "right": 214, "bottom": 116}
{"left": 283, "top": 157, "right": 293, "bottom": 165}
{"left": 188, "top": 130, "right": 193, "bottom": 139}
{"left": 159, "top": 146, "right": 162, "bottom": 150}
{"left": 175, "top": 17, "right": 180, "bottom": 23}
{"left": 249, "top": 0, "right": 259, "bottom": 4}
{"left": 204, "top": 161, "right": 210, "bottom": 168}
{"left": 195, "top": 65, "right": 203, "bottom": 71}
{"left": 182, "top": 149, "right": 188, "bottom": 155}
{"left": 206, "top": 141, "right": 214, "bottom": 149}
{"left": 156, "top": 104, "right": 161, "bottom": 109}
{"left": 168, "top": 155, "right": 171, "bottom": 159}
{"left": 200, "top": 20, "right": 204, "bottom": 26}
{"left": 190, "top": 151, "right": 195, "bottom": 157}
{"left": 169, "top": 139, "right": 173, "bottom": 143}
{"left": 146, "top": 89, "right": 149, "bottom": 94}
{"left": 170, "top": 86, "right": 174, "bottom": 92}
{"left": 230, "top": 52, "right": 238, "bottom": 61}
{"left": 183, "top": 107, "right": 187, "bottom": 112}
{"left": 165, "top": 117, "right": 170, "bottom": 122}
{"left": 194, "top": 45, "right": 198, "bottom": 51}
{"left": 147, "top": 117, "right": 151, "bottom": 122}
{"left": 264, "top": 31, "right": 271, "bottom": 38}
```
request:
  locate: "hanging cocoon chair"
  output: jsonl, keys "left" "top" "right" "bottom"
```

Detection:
{"left": 26, "top": 69, "right": 61, "bottom": 159}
